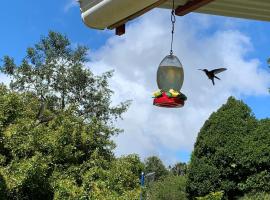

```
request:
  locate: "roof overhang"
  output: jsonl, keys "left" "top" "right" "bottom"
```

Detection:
{"left": 79, "top": 0, "right": 270, "bottom": 36}
{"left": 159, "top": 0, "right": 270, "bottom": 22}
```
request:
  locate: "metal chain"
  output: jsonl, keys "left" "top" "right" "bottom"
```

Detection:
{"left": 170, "top": 0, "right": 176, "bottom": 55}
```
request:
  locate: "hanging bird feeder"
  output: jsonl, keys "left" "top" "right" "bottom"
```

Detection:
{"left": 153, "top": 55, "right": 186, "bottom": 108}
{"left": 153, "top": 0, "right": 187, "bottom": 108}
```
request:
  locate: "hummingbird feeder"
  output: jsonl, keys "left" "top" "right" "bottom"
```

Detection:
{"left": 153, "top": 0, "right": 187, "bottom": 108}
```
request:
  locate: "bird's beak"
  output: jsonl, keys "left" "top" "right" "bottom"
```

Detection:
{"left": 197, "top": 69, "right": 203, "bottom": 71}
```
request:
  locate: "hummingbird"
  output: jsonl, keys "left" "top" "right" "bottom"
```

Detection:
{"left": 198, "top": 68, "right": 227, "bottom": 85}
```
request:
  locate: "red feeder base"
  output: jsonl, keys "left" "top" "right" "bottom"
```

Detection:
{"left": 153, "top": 92, "right": 185, "bottom": 108}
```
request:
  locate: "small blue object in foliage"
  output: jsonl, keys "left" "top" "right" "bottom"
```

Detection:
{"left": 141, "top": 172, "right": 145, "bottom": 187}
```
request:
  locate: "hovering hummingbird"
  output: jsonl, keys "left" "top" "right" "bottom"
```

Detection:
{"left": 198, "top": 68, "right": 227, "bottom": 85}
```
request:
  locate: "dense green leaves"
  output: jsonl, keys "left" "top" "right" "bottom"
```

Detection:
{"left": 144, "top": 156, "right": 168, "bottom": 181}
{"left": 187, "top": 97, "right": 270, "bottom": 199}
{"left": 170, "top": 162, "right": 188, "bottom": 176}
{"left": 196, "top": 191, "right": 224, "bottom": 200}
{"left": 146, "top": 175, "right": 187, "bottom": 200}
{"left": 239, "top": 192, "right": 270, "bottom": 200}
{"left": 0, "top": 173, "right": 7, "bottom": 200}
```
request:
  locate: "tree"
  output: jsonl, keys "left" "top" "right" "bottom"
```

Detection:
{"left": 1, "top": 31, "right": 129, "bottom": 122}
{"left": 186, "top": 97, "right": 258, "bottom": 199}
{"left": 144, "top": 156, "right": 168, "bottom": 181}
{"left": 0, "top": 173, "right": 7, "bottom": 200}
{"left": 146, "top": 175, "right": 187, "bottom": 200}
{"left": 170, "top": 162, "right": 188, "bottom": 176}
{"left": 239, "top": 192, "right": 270, "bottom": 200}
{"left": 237, "top": 119, "right": 270, "bottom": 194}
{"left": 0, "top": 32, "right": 141, "bottom": 199}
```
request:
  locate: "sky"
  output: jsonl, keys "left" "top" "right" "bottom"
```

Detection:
{"left": 0, "top": 0, "right": 270, "bottom": 165}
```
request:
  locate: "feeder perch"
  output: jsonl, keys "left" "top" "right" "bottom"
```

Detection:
{"left": 153, "top": 92, "right": 185, "bottom": 108}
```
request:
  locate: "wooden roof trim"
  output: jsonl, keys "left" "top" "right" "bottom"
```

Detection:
{"left": 175, "top": 0, "right": 215, "bottom": 16}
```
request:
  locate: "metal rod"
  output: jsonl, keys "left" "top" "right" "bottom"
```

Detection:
{"left": 170, "top": 0, "right": 176, "bottom": 55}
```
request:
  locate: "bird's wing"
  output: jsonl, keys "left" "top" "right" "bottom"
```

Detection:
{"left": 212, "top": 68, "right": 227, "bottom": 74}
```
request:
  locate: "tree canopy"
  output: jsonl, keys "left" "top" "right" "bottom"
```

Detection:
{"left": 0, "top": 31, "right": 142, "bottom": 200}
{"left": 144, "top": 156, "right": 168, "bottom": 181}
{"left": 146, "top": 175, "right": 187, "bottom": 200}
{"left": 186, "top": 97, "right": 270, "bottom": 199}
{"left": 170, "top": 162, "right": 188, "bottom": 176}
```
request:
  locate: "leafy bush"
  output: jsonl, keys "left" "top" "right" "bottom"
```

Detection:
{"left": 238, "top": 170, "right": 270, "bottom": 193}
{"left": 0, "top": 173, "right": 7, "bottom": 200}
{"left": 144, "top": 156, "right": 168, "bottom": 181}
{"left": 146, "top": 175, "right": 187, "bottom": 200}
{"left": 239, "top": 192, "right": 270, "bottom": 200}
{"left": 196, "top": 191, "right": 224, "bottom": 200}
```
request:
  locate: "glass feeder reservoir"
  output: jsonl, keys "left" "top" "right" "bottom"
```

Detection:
{"left": 157, "top": 55, "right": 184, "bottom": 92}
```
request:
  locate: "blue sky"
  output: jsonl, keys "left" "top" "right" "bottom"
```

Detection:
{"left": 1, "top": 1, "right": 270, "bottom": 164}
{"left": 0, "top": 1, "right": 109, "bottom": 60}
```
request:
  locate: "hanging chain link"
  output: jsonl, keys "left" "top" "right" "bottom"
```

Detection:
{"left": 170, "top": 0, "right": 176, "bottom": 55}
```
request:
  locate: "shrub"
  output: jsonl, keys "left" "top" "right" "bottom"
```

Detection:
{"left": 196, "top": 191, "right": 224, "bottom": 200}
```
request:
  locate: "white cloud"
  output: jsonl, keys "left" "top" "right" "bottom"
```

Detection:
{"left": 64, "top": 0, "right": 77, "bottom": 12}
{"left": 88, "top": 10, "right": 270, "bottom": 165}
{"left": 0, "top": 73, "right": 10, "bottom": 86}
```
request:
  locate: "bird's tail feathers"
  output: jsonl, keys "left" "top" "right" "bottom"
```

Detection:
{"left": 214, "top": 76, "right": 220, "bottom": 80}
{"left": 211, "top": 79, "right": 215, "bottom": 85}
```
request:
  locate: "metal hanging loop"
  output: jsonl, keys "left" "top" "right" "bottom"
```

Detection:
{"left": 170, "top": 0, "right": 176, "bottom": 55}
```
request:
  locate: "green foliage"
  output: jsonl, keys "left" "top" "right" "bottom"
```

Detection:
{"left": 236, "top": 119, "right": 270, "bottom": 195}
{"left": 170, "top": 162, "right": 188, "bottom": 176}
{"left": 187, "top": 97, "right": 258, "bottom": 199}
{"left": 84, "top": 154, "right": 143, "bottom": 200}
{"left": 0, "top": 31, "right": 130, "bottom": 121}
{"left": 238, "top": 171, "right": 270, "bottom": 193}
{"left": 187, "top": 97, "right": 270, "bottom": 199}
{"left": 144, "top": 156, "right": 168, "bottom": 181}
{"left": 146, "top": 175, "right": 187, "bottom": 200}
{"left": 0, "top": 32, "right": 140, "bottom": 199}
{"left": 239, "top": 192, "right": 270, "bottom": 200}
{"left": 196, "top": 191, "right": 224, "bottom": 200}
{"left": 1, "top": 154, "right": 53, "bottom": 199}
{"left": 0, "top": 173, "right": 7, "bottom": 200}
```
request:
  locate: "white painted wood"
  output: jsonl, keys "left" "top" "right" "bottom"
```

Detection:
{"left": 160, "top": 0, "right": 270, "bottom": 22}
{"left": 79, "top": 0, "right": 160, "bottom": 29}
{"left": 79, "top": 0, "right": 270, "bottom": 31}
